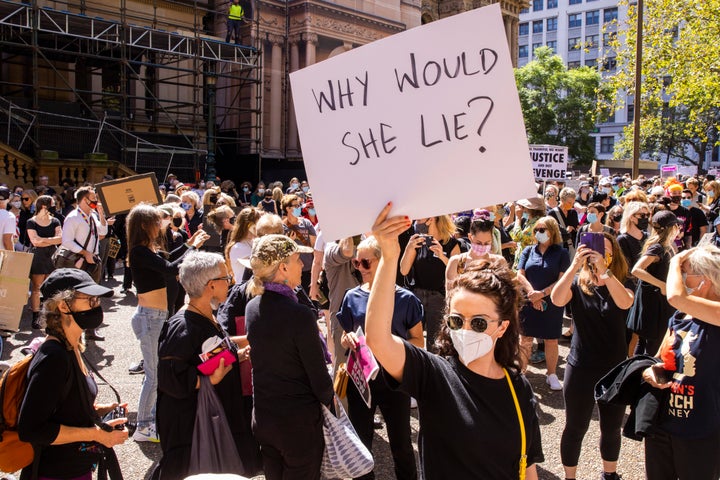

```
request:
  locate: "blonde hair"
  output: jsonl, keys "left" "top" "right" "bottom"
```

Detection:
{"left": 620, "top": 201, "right": 649, "bottom": 234}
{"left": 357, "top": 236, "right": 381, "bottom": 259}
{"left": 256, "top": 214, "right": 283, "bottom": 236}
{"left": 181, "top": 191, "right": 201, "bottom": 209}
{"left": 687, "top": 245, "right": 720, "bottom": 297}
{"left": 534, "top": 216, "right": 563, "bottom": 245}
{"left": 272, "top": 187, "right": 283, "bottom": 202}
{"left": 705, "top": 181, "right": 720, "bottom": 204}
{"left": 246, "top": 258, "right": 290, "bottom": 297}
{"left": 433, "top": 215, "right": 457, "bottom": 243}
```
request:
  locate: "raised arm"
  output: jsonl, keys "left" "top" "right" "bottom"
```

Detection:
{"left": 551, "top": 245, "right": 590, "bottom": 307}
{"left": 365, "top": 203, "right": 412, "bottom": 382}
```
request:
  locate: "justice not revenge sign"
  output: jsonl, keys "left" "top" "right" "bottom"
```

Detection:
{"left": 290, "top": 4, "right": 537, "bottom": 241}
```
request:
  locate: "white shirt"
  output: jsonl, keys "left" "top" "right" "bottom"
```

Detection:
{"left": 229, "top": 239, "right": 253, "bottom": 281}
{"left": 61, "top": 208, "right": 107, "bottom": 255}
{"left": 0, "top": 209, "right": 16, "bottom": 250}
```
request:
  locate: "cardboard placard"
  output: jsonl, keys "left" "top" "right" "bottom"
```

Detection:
{"left": 0, "top": 250, "right": 33, "bottom": 331}
{"left": 661, "top": 164, "right": 678, "bottom": 179}
{"left": 289, "top": 4, "right": 537, "bottom": 241}
{"left": 530, "top": 145, "right": 568, "bottom": 180}
{"left": 96, "top": 173, "right": 163, "bottom": 216}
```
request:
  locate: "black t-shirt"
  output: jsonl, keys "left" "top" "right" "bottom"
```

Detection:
{"left": 549, "top": 207, "right": 580, "bottom": 247}
{"left": 685, "top": 206, "right": 709, "bottom": 246}
{"left": 617, "top": 232, "right": 647, "bottom": 271}
{"left": 643, "top": 243, "right": 671, "bottom": 281}
{"left": 129, "top": 244, "right": 190, "bottom": 294}
{"left": 412, "top": 237, "right": 459, "bottom": 293}
{"left": 26, "top": 217, "right": 61, "bottom": 240}
{"left": 669, "top": 205, "right": 690, "bottom": 249}
{"left": 568, "top": 279, "right": 632, "bottom": 370}
{"left": 387, "top": 341, "right": 544, "bottom": 479}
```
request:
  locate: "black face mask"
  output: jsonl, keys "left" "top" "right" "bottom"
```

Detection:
{"left": 68, "top": 305, "right": 104, "bottom": 330}
{"left": 172, "top": 217, "right": 183, "bottom": 228}
{"left": 612, "top": 215, "right": 623, "bottom": 223}
{"left": 209, "top": 195, "right": 218, "bottom": 204}
{"left": 637, "top": 218, "right": 650, "bottom": 231}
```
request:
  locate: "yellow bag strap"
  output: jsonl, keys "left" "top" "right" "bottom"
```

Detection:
{"left": 503, "top": 368, "right": 527, "bottom": 480}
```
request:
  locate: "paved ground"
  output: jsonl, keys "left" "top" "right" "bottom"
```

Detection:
{"left": 1, "top": 270, "right": 649, "bottom": 479}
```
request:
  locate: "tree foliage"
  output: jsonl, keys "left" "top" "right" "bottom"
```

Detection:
{"left": 603, "top": 0, "right": 720, "bottom": 164}
{"left": 515, "top": 46, "right": 604, "bottom": 165}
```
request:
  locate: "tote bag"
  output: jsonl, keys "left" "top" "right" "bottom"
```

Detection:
{"left": 320, "top": 397, "right": 374, "bottom": 479}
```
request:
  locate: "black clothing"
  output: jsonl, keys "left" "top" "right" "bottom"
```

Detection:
{"left": 18, "top": 208, "right": 32, "bottom": 247}
{"left": 129, "top": 244, "right": 190, "bottom": 294}
{"left": 684, "top": 206, "right": 709, "bottom": 246}
{"left": 549, "top": 206, "right": 580, "bottom": 249}
{"left": 645, "top": 429, "right": 720, "bottom": 480}
{"left": 186, "top": 209, "right": 203, "bottom": 235}
{"left": 260, "top": 199, "right": 276, "bottom": 213}
{"left": 246, "top": 290, "right": 333, "bottom": 478}
{"left": 387, "top": 341, "right": 543, "bottom": 479}
{"left": 617, "top": 231, "right": 647, "bottom": 273}
{"left": 156, "top": 309, "right": 261, "bottom": 479}
{"left": 26, "top": 217, "right": 61, "bottom": 274}
{"left": 18, "top": 340, "right": 96, "bottom": 479}
{"left": 411, "top": 237, "right": 458, "bottom": 293}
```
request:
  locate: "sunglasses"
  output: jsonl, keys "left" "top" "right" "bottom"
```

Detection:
{"left": 352, "top": 258, "right": 375, "bottom": 270}
{"left": 21, "top": 197, "right": 31, "bottom": 201}
{"left": 634, "top": 213, "right": 649, "bottom": 219}
{"left": 444, "top": 314, "right": 500, "bottom": 333}
{"left": 533, "top": 227, "right": 547, "bottom": 233}
{"left": 72, "top": 295, "right": 101, "bottom": 308}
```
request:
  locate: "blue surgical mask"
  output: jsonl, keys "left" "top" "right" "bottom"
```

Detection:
{"left": 680, "top": 199, "right": 692, "bottom": 208}
{"left": 308, "top": 208, "right": 316, "bottom": 216}
{"left": 586, "top": 213, "right": 598, "bottom": 224}
{"left": 612, "top": 184, "right": 621, "bottom": 191}
{"left": 292, "top": 207, "right": 302, "bottom": 217}
{"left": 488, "top": 212, "right": 496, "bottom": 222}
{"left": 521, "top": 212, "right": 529, "bottom": 221}
{"left": 243, "top": 187, "right": 249, "bottom": 193}
{"left": 603, "top": 187, "right": 612, "bottom": 195}
{"left": 181, "top": 202, "right": 192, "bottom": 211}
{"left": 302, "top": 186, "right": 309, "bottom": 194}
{"left": 707, "top": 190, "right": 716, "bottom": 199}
{"left": 291, "top": 182, "right": 299, "bottom": 190}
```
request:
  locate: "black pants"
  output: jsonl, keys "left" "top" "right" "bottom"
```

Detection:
{"left": 257, "top": 420, "right": 324, "bottom": 480}
{"left": 645, "top": 429, "right": 720, "bottom": 480}
{"left": 561, "top": 363, "right": 626, "bottom": 467}
{"left": 226, "top": 19, "right": 242, "bottom": 43}
{"left": 347, "top": 377, "right": 417, "bottom": 480}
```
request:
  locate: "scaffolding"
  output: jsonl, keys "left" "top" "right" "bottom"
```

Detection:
{"left": 0, "top": 0, "right": 262, "bottom": 179}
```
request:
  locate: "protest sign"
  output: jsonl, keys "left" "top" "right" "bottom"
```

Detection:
{"left": 96, "top": 173, "right": 163, "bottom": 216}
{"left": 290, "top": 3, "right": 537, "bottom": 241}
{"left": 677, "top": 165, "right": 698, "bottom": 177}
{"left": 0, "top": 250, "right": 33, "bottom": 331}
{"left": 530, "top": 145, "right": 568, "bottom": 181}
{"left": 600, "top": 168, "right": 611, "bottom": 178}
{"left": 661, "top": 165, "right": 678, "bottom": 179}
{"left": 346, "top": 328, "right": 380, "bottom": 408}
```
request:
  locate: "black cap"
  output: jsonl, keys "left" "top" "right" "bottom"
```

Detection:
{"left": 652, "top": 210, "right": 682, "bottom": 229}
{"left": 40, "top": 268, "right": 114, "bottom": 299}
{"left": 0, "top": 186, "right": 10, "bottom": 200}
{"left": 612, "top": 176, "right": 623, "bottom": 185}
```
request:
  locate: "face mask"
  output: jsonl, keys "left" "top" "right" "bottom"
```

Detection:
{"left": 636, "top": 218, "right": 649, "bottom": 230}
{"left": 258, "top": 189, "right": 265, "bottom": 195}
{"left": 612, "top": 185, "right": 621, "bottom": 191}
{"left": 521, "top": 212, "right": 529, "bottom": 221}
{"left": 682, "top": 273, "right": 703, "bottom": 296}
{"left": 87, "top": 200, "right": 97, "bottom": 210}
{"left": 302, "top": 186, "right": 309, "bottom": 193}
{"left": 670, "top": 196, "right": 681, "bottom": 204}
{"left": 707, "top": 190, "right": 716, "bottom": 199}
{"left": 291, "top": 182, "right": 299, "bottom": 190}
{"left": 535, "top": 231, "right": 549, "bottom": 244}
{"left": 449, "top": 329, "right": 495, "bottom": 366}
{"left": 241, "top": 187, "right": 248, "bottom": 193}
{"left": 602, "top": 187, "right": 612, "bottom": 195}
{"left": 209, "top": 195, "right": 218, "bottom": 204}
{"left": 292, "top": 207, "right": 302, "bottom": 217}
{"left": 69, "top": 305, "right": 104, "bottom": 330}
{"left": 680, "top": 199, "right": 692, "bottom": 208}
{"left": 605, "top": 253, "right": 613, "bottom": 266}
{"left": 471, "top": 243, "right": 492, "bottom": 256}
{"left": 612, "top": 214, "right": 623, "bottom": 223}
{"left": 308, "top": 208, "right": 316, "bottom": 216}
{"left": 586, "top": 213, "right": 598, "bottom": 224}
{"left": 10, "top": 201, "right": 21, "bottom": 209}
{"left": 181, "top": 202, "right": 192, "bottom": 211}
{"left": 172, "top": 217, "right": 183, "bottom": 228}
{"left": 161, "top": 218, "right": 171, "bottom": 229}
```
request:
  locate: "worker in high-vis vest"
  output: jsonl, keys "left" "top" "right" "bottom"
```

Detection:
{"left": 225, "top": 0, "right": 244, "bottom": 44}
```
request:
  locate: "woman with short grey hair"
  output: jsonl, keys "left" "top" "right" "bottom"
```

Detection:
{"left": 156, "top": 250, "right": 261, "bottom": 479}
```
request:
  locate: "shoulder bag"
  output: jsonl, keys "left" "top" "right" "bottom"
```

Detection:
{"left": 320, "top": 396, "right": 374, "bottom": 478}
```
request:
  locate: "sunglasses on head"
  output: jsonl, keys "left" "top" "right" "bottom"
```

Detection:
{"left": 444, "top": 314, "right": 500, "bottom": 333}
{"left": 352, "top": 258, "right": 374, "bottom": 270}
{"left": 533, "top": 227, "right": 547, "bottom": 233}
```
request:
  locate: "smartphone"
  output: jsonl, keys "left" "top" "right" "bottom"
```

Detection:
{"left": 579, "top": 232, "right": 605, "bottom": 256}
{"left": 424, "top": 235, "right": 434, "bottom": 248}
{"left": 414, "top": 221, "right": 429, "bottom": 235}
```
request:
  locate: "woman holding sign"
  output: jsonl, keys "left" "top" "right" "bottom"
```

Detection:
{"left": 338, "top": 236, "right": 423, "bottom": 480}
{"left": 366, "top": 203, "right": 543, "bottom": 480}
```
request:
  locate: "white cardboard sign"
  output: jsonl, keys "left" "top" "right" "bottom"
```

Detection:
{"left": 290, "top": 4, "right": 537, "bottom": 241}
{"left": 530, "top": 144, "right": 568, "bottom": 180}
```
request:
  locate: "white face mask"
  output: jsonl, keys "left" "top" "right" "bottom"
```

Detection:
{"left": 470, "top": 243, "right": 492, "bottom": 256}
{"left": 535, "top": 231, "right": 550, "bottom": 244}
{"left": 10, "top": 201, "right": 21, "bottom": 209}
{"left": 449, "top": 329, "right": 496, "bottom": 366}
{"left": 682, "top": 273, "right": 703, "bottom": 296}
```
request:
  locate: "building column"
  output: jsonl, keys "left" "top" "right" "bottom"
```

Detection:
{"left": 287, "top": 37, "right": 300, "bottom": 155}
{"left": 268, "top": 34, "right": 284, "bottom": 154}
{"left": 303, "top": 33, "right": 318, "bottom": 67}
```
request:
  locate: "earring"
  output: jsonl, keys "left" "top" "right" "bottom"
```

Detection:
{"left": 283, "top": 279, "right": 288, "bottom": 285}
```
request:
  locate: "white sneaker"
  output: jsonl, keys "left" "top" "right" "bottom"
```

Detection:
{"left": 132, "top": 424, "right": 160, "bottom": 443}
{"left": 546, "top": 374, "right": 563, "bottom": 391}
{"left": 410, "top": 397, "right": 418, "bottom": 409}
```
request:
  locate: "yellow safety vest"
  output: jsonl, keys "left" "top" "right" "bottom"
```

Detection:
{"left": 228, "top": 4, "right": 244, "bottom": 20}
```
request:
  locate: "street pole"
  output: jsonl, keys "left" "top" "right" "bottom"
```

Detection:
{"left": 631, "top": 0, "right": 643, "bottom": 179}
{"left": 205, "top": 72, "right": 217, "bottom": 182}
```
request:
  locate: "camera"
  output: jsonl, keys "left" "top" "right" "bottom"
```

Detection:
{"left": 423, "top": 235, "right": 434, "bottom": 248}
{"left": 102, "top": 406, "right": 136, "bottom": 435}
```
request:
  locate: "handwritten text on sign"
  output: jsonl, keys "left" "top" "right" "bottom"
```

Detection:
{"left": 530, "top": 145, "right": 568, "bottom": 180}
{"left": 290, "top": 4, "right": 537, "bottom": 241}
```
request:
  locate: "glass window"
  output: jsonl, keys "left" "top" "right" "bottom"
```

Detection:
{"left": 604, "top": 7, "right": 618, "bottom": 23}
{"left": 547, "top": 17, "right": 558, "bottom": 31}
{"left": 533, "top": 0, "right": 543, "bottom": 11}
{"left": 547, "top": 0, "right": 558, "bottom": 8}
{"left": 569, "top": 14, "right": 582, "bottom": 28}
{"left": 532, "top": 43, "right": 542, "bottom": 55}
{"left": 519, "top": 45, "right": 529, "bottom": 58}
{"left": 568, "top": 37, "right": 581, "bottom": 50}
{"left": 547, "top": 40, "right": 557, "bottom": 53}
{"left": 600, "top": 136, "right": 615, "bottom": 154}
{"left": 569, "top": 0, "right": 582, "bottom": 4}
{"left": 533, "top": 20, "right": 543, "bottom": 33}
{"left": 520, "top": 7, "right": 530, "bottom": 14}
{"left": 586, "top": 10, "right": 600, "bottom": 25}
{"left": 603, "top": 31, "right": 617, "bottom": 46}
{"left": 603, "top": 57, "right": 617, "bottom": 72}
{"left": 567, "top": 61, "right": 581, "bottom": 69}
{"left": 585, "top": 34, "right": 599, "bottom": 49}
{"left": 585, "top": 58, "right": 598, "bottom": 68}
{"left": 519, "top": 22, "right": 529, "bottom": 36}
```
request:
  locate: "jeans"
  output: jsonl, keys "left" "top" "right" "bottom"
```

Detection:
{"left": 131, "top": 306, "right": 167, "bottom": 428}
{"left": 414, "top": 288, "right": 445, "bottom": 353}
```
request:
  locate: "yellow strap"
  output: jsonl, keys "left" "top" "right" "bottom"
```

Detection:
{"left": 504, "top": 368, "right": 527, "bottom": 480}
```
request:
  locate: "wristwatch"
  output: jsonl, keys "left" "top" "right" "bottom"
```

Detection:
{"left": 599, "top": 269, "right": 613, "bottom": 280}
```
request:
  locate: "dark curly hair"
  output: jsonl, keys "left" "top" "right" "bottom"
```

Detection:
{"left": 434, "top": 259, "right": 525, "bottom": 371}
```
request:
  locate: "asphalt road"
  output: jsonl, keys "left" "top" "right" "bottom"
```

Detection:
{"left": 1, "top": 270, "right": 649, "bottom": 480}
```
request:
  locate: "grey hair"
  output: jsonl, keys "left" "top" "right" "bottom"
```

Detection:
{"left": 688, "top": 245, "right": 720, "bottom": 297}
{"left": 357, "top": 236, "right": 381, "bottom": 259}
{"left": 179, "top": 251, "right": 226, "bottom": 298}
{"left": 559, "top": 187, "right": 577, "bottom": 201}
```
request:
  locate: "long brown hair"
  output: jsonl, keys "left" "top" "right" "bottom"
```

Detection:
{"left": 225, "top": 207, "right": 264, "bottom": 258}
{"left": 435, "top": 259, "right": 525, "bottom": 371}
{"left": 127, "top": 204, "right": 162, "bottom": 256}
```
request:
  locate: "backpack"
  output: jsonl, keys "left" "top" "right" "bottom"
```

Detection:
{"left": 0, "top": 353, "right": 35, "bottom": 472}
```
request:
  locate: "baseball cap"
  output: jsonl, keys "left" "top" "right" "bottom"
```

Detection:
{"left": 652, "top": 210, "right": 682, "bottom": 230}
{"left": 612, "top": 176, "right": 623, "bottom": 185}
{"left": 0, "top": 186, "right": 10, "bottom": 200}
{"left": 240, "top": 234, "right": 314, "bottom": 270}
{"left": 40, "top": 268, "right": 114, "bottom": 299}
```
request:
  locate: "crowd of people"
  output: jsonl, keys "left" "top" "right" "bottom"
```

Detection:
{"left": 3, "top": 169, "right": 720, "bottom": 480}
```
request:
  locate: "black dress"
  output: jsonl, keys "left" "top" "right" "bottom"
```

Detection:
{"left": 156, "top": 309, "right": 261, "bottom": 479}
{"left": 26, "top": 217, "right": 61, "bottom": 274}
